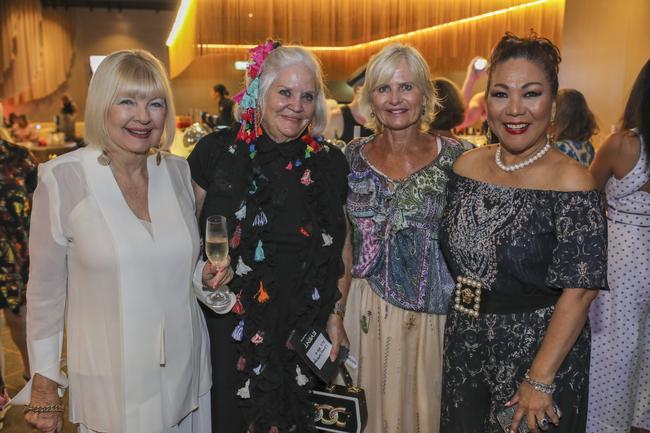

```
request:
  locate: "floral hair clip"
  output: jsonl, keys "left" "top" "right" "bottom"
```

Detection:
{"left": 233, "top": 40, "right": 282, "bottom": 145}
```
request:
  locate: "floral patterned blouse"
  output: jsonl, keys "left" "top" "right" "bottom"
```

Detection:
{"left": 346, "top": 135, "right": 464, "bottom": 313}
{"left": 0, "top": 140, "right": 37, "bottom": 313}
{"left": 556, "top": 138, "right": 595, "bottom": 167}
{"left": 440, "top": 173, "right": 608, "bottom": 314}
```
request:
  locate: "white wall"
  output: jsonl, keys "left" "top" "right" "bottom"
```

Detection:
{"left": 559, "top": 0, "right": 650, "bottom": 145}
{"left": 12, "top": 8, "right": 174, "bottom": 122}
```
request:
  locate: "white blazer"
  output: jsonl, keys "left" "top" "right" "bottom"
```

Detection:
{"left": 12, "top": 147, "right": 211, "bottom": 433}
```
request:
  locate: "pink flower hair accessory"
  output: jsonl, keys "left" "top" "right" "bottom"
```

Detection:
{"left": 233, "top": 40, "right": 282, "bottom": 145}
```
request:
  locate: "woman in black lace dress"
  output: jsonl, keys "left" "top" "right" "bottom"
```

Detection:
{"left": 188, "top": 42, "right": 349, "bottom": 433}
{"left": 439, "top": 34, "right": 608, "bottom": 433}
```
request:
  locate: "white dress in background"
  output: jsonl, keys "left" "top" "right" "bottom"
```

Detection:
{"left": 12, "top": 147, "right": 211, "bottom": 433}
{"left": 588, "top": 131, "right": 650, "bottom": 432}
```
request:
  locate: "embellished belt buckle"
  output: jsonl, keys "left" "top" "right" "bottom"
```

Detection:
{"left": 453, "top": 276, "right": 483, "bottom": 317}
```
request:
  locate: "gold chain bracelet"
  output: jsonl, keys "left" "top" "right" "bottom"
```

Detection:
{"left": 24, "top": 403, "right": 65, "bottom": 414}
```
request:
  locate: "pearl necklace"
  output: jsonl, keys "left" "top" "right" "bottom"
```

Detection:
{"left": 495, "top": 140, "right": 551, "bottom": 172}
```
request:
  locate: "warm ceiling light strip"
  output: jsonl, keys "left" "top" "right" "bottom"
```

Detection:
{"left": 166, "top": 0, "right": 193, "bottom": 47}
{"left": 200, "top": 0, "right": 548, "bottom": 52}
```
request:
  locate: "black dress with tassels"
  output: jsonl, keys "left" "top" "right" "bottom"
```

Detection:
{"left": 188, "top": 128, "right": 349, "bottom": 433}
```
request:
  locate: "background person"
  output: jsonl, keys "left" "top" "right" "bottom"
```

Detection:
{"left": 0, "top": 136, "right": 37, "bottom": 422}
{"left": 440, "top": 34, "right": 607, "bottom": 433}
{"left": 188, "top": 42, "right": 349, "bottom": 433}
{"left": 58, "top": 94, "right": 78, "bottom": 142}
{"left": 457, "top": 56, "right": 488, "bottom": 131}
{"left": 553, "top": 88, "right": 598, "bottom": 167}
{"left": 4, "top": 113, "right": 17, "bottom": 129}
{"left": 323, "top": 65, "right": 373, "bottom": 144}
{"left": 588, "top": 58, "right": 650, "bottom": 433}
{"left": 341, "top": 43, "right": 464, "bottom": 433}
{"left": 202, "top": 83, "right": 235, "bottom": 129}
{"left": 430, "top": 77, "right": 474, "bottom": 150}
{"left": 11, "top": 49, "right": 211, "bottom": 433}
{"left": 11, "top": 115, "right": 38, "bottom": 143}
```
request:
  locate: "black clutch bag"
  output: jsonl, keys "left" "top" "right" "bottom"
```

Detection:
{"left": 311, "top": 365, "right": 367, "bottom": 433}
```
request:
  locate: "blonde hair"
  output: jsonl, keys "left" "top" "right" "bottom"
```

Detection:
{"left": 0, "top": 128, "right": 12, "bottom": 142}
{"left": 361, "top": 43, "right": 439, "bottom": 133}
{"left": 84, "top": 49, "right": 176, "bottom": 151}
{"left": 253, "top": 45, "right": 329, "bottom": 136}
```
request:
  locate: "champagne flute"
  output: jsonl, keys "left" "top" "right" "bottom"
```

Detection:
{"left": 205, "top": 215, "right": 234, "bottom": 313}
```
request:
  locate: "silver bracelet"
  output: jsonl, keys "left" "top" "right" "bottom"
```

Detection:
{"left": 524, "top": 370, "right": 556, "bottom": 395}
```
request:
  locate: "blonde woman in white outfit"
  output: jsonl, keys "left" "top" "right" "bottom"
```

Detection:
{"left": 11, "top": 50, "right": 212, "bottom": 433}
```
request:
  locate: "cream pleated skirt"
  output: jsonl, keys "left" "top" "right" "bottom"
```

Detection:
{"left": 343, "top": 278, "right": 445, "bottom": 433}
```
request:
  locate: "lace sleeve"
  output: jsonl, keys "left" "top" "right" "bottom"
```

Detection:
{"left": 545, "top": 191, "right": 608, "bottom": 290}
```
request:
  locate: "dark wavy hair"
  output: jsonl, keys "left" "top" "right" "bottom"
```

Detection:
{"left": 621, "top": 59, "right": 650, "bottom": 166}
{"left": 487, "top": 33, "right": 562, "bottom": 97}
{"left": 430, "top": 78, "right": 465, "bottom": 130}
{"left": 554, "top": 89, "right": 598, "bottom": 142}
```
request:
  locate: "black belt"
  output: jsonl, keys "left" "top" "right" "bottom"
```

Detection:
{"left": 453, "top": 275, "right": 559, "bottom": 316}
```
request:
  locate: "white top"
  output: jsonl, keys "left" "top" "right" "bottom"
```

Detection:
{"left": 605, "top": 131, "right": 650, "bottom": 227}
{"left": 12, "top": 147, "right": 211, "bottom": 433}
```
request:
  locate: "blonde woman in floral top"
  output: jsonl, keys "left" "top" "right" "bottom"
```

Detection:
{"left": 339, "top": 43, "right": 464, "bottom": 433}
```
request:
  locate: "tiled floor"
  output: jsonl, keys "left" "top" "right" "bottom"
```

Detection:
{"left": 1, "top": 313, "right": 75, "bottom": 432}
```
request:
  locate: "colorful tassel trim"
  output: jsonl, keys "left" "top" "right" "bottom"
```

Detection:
{"left": 235, "top": 256, "right": 253, "bottom": 276}
{"left": 256, "top": 281, "right": 270, "bottom": 303}
{"left": 300, "top": 169, "right": 313, "bottom": 186}
{"left": 321, "top": 232, "right": 334, "bottom": 247}
{"left": 253, "top": 210, "right": 268, "bottom": 226}
{"left": 237, "top": 355, "right": 246, "bottom": 371}
{"left": 295, "top": 365, "right": 309, "bottom": 386}
{"left": 232, "top": 292, "right": 245, "bottom": 315}
{"left": 230, "top": 224, "right": 242, "bottom": 249}
{"left": 235, "top": 203, "right": 247, "bottom": 220}
{"left": 237, "top": 379, "right": 251, "bottom": 399}
{"left": 251, "top": 331, "right": 264, "bottom": 345}
{"left": 232, "top": 320, "right": 244, "bottom": 341}
{"left": 254, "top": 240, "right": 265, "bottom": 262}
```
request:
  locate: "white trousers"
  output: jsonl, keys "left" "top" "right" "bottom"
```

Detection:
{"left": 77, "top": 391, "right": 211, "bottom": 433}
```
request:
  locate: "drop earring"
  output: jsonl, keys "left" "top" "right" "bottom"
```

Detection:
{"left": 155, "top": 143, "right": 162, "bottom": 165}
{"left": 548, "top": 102, "right": 557, "bottom": 145}
{"left": 97, "top": 150, "right": 111, "bottom": 166}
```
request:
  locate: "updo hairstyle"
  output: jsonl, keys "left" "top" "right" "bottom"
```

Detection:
{"left": 486, "top": 33, "right": 562, "bottom": 97}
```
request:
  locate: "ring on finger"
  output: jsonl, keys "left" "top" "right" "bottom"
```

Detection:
{"left": 538, "top": 417, "right": 550, "bottom": 428}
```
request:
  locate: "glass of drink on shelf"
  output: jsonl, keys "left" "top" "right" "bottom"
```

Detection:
{"left": 205, "top": 215, "right": 234, "bottom": 313}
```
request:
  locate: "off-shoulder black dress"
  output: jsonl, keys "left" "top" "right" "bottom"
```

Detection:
{"left": 439, "top": 173, "right": 608, "bottom": 433}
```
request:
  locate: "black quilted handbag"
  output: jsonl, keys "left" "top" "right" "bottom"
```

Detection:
{"left": 311, "top": 365, "right": 367, "bottom": 433}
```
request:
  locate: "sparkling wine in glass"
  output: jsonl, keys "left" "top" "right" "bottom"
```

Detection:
{"left": 205, "top": 215, "right": 234, "bottom": 313}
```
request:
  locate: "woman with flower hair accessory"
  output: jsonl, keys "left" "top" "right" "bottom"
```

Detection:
{"left": 188, "top": 41, "right": 350, "bottom": 433}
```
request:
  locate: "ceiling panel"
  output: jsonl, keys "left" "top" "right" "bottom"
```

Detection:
{"left": 40, "top": 0, "right": 179, "bottom": 11}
